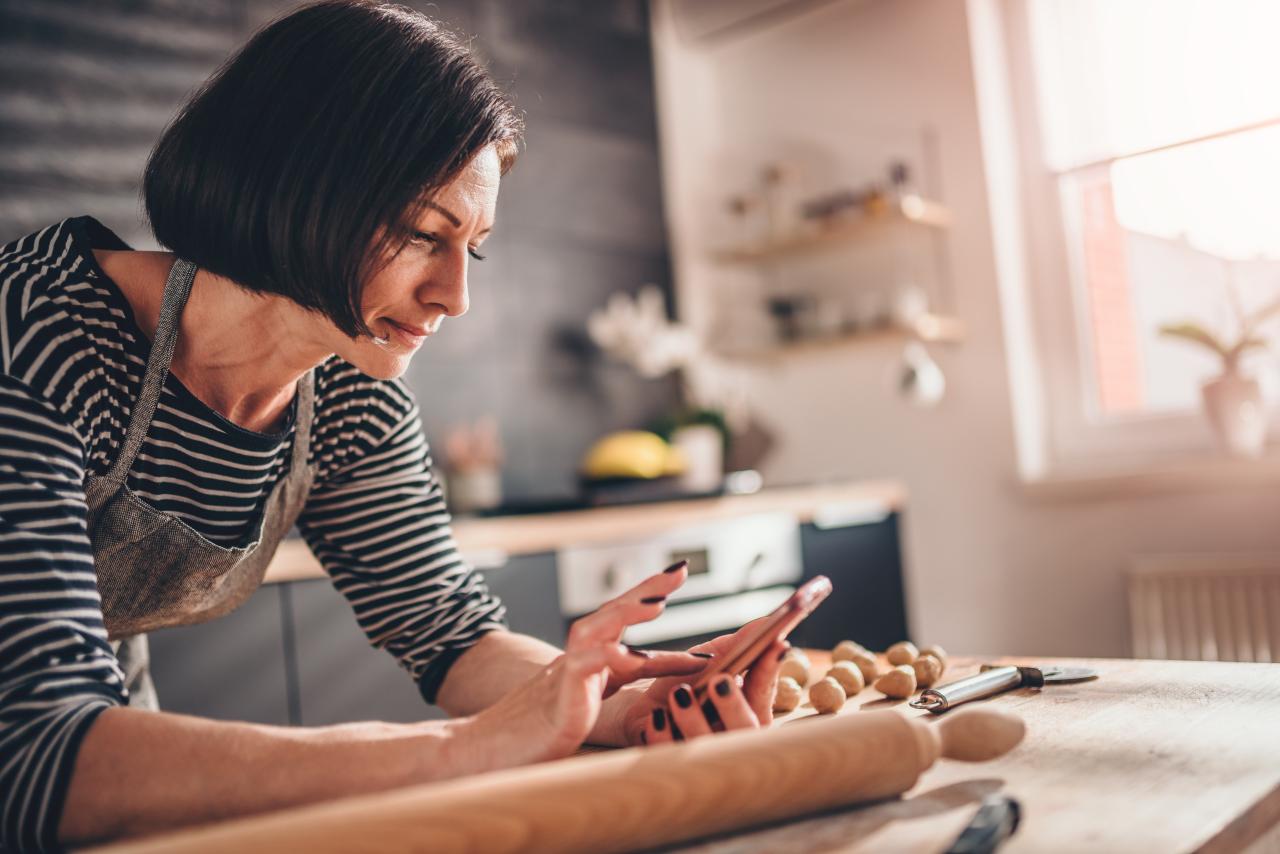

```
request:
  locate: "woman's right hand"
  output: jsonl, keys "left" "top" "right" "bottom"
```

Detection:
{"left": 453, "top": 563, "right": 709, "bottom": 767}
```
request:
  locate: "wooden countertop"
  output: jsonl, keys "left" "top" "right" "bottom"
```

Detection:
{"left": 678, "top": 653, "right": 1280, "bottom": 853}
{"left": 97, "top": 654, "right": 1280, "bottom": 853}
{"left": 264, "top": 479, "right": 906, "bottom": 583}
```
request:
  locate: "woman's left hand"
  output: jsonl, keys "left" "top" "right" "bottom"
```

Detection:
{"left": 617, "top": 618, "right": 789, "bottom": 746}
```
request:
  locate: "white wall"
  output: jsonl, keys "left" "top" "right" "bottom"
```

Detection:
{"left": 651, "top": 0, "right": 1280, "bottom": 657}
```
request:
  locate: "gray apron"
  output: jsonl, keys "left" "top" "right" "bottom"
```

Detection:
{"left": 84, "top": 258, "right": 315, "bottom": 710}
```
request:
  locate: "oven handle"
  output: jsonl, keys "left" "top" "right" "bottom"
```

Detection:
{"left": 621, "top": 586, "right": 795, "bottom": 646}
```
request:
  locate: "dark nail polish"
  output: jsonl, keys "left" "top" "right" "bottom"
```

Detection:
{"left": 674, "top": 686, "right": 693, "bottom": 708}
{"left": 690, "top": 652, "right": 714, "bottom": 659}
{"left": 671, "top": 721, "right": 684, "bottom": 741}
{"left": 652, "top": 707, "right": 666, "bottom": 731}
{"left": 664, "top": 560, "right": 689, "bottom": 574}
{"left": 641, "top": 596, "right": 667, "bottom": 605}
{"left": 701, "top": 699, "right": 723, "bottom": 730}
{"left": 715, "top": 678, "right": 732, "bottom": 697}
{"left": 627, "top": 646, "right": 654, "bottom": 659}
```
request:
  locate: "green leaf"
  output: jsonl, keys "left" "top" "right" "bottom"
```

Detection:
{"left": 1158, "top": 322, "right": 1229, "bottom": 356}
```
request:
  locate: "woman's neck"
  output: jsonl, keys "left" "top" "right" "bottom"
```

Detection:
{"left": 95, "top": 249, "right": 330, "bottom": 433}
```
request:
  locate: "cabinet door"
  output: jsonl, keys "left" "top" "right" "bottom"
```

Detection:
{"left": 288, "top": 579, "right": 443, "bottom": 726}
{"left": 478, "top": 551, "right": 567, "bottom": 647}
{"left": 793, "top": 513, "right": 908, "bottom": 651}
{"left": 146, "top": 585, "right": 292, "bottom": 725}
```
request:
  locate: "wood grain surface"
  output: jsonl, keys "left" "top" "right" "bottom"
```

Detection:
{"left": 681, "top": 653, "right": 1280, "bottom": 853}
{"left": 90, "top": 654, "right": 1280, "bottom": 853}
{"left": 93, "top": 705, "right": 1023, "bottom": 853}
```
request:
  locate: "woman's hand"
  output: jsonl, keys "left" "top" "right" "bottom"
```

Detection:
{"left": 617, "top": 618, "right": 790, "bottom": 747}
{"left": 455, "top": 562, "right": 709, "bottom": 767}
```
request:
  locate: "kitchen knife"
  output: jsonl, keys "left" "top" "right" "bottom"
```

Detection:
{"left": 910, "top": 664, "right": 1098, "bottom": 714}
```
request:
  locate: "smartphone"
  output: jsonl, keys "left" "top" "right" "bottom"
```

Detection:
{"left": 689, "top": 575, "right": 832, "bottom": 696}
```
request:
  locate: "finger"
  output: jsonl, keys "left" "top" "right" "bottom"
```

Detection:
{"left": 565, "top": 564, "right": 689, "bottom": 651}
{"left": 623, "top": 650, "right": 713, "bottom": 681}
{"left": 742, "top": 639, "right": 790, "bottom": 726}
{"left": 667, "top": 683, "right": 713, "bottom": 740}
{"left": 707, "top": 673, "right": 761, "bottom": 731}
{"left": 684, "top": 614, "right": 776, "bottom": 657}
{"left": 645, "top": 704, "right": 675, "bottom": 744}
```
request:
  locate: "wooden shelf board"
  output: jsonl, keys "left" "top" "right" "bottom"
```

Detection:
{"left": 716, "top": 314, "right": 964, "bottom": 361}
{"left": 712, "top": 195, "right": 951, "bottom": 265}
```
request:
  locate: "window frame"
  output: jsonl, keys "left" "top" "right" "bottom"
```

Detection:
{"left": 998, "top": 0, "right": 1280, "bottom": 474}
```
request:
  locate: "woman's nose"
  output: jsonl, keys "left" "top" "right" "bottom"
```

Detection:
{"left": 420, "top": 251, "right": 469, "bottom": 317}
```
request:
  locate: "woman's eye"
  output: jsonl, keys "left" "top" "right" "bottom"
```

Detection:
{"left": 468, "top": 247, "right": 487, "bottom": 262}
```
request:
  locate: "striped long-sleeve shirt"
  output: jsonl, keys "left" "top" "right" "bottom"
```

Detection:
{"left": 0, "top": 217, "right": 508, "bottom": 852}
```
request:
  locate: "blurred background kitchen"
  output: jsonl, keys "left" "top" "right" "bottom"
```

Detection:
{"left": 3, "top": 0, "right": 1278, "bottom": 726}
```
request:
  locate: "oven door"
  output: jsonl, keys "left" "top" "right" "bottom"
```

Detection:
{"left": 556, "top": 512, "right": 802, "bottom": 646}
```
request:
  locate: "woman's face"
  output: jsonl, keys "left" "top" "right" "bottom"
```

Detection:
{"left": 338, "top": 145, "right": 501, "bottom": 379}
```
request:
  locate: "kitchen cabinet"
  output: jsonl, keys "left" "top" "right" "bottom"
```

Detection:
{"left": 147, "top": 553, "right": 566, "bottom": 727}
{"left": 288, "top": 579, "right": 438, "bottom": 725}
{"left": 147, "top": 585, "right": 292, "bottom": 725}
{"left": 144, "top": 514, "right": 904, "bottom": 724}
{"left": 791, "top": 513, "right": 908, "bottom": 651}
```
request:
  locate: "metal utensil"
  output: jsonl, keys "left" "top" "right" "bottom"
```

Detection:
{"left": 944, "top": 794, "right": 1022, "bottom": 854}
{"left": 910, "top": 664, "right": 1098, "bottom": 714}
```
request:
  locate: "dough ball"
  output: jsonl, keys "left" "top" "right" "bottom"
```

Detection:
{"left": 850, "top": 650, "right": 880, "bottom": 685}
{"left": 831, "top": 640, "right": 866, "bottom": 662}
{"left": 885, "top": 641, "right": 919, "bottom": 666}
{"left": 808, "top": 676, "right": 846, "bottom": 714}
{"left": 919, "top": 644, "right": 948, "bottom": 667}
{"left": 779, "top": 649, "right": 811, "bottom": 686}
{"left": 773, "top": 676, "right": 803, "bottom": 713}
{"left": 826, "top": 660, "right": 865, "bottom": 696}
{"left": 912, "top": 653, "right": 944, "bottom": 688}
{"left": 874, "top": 664, "right": 918, "bottom": 699}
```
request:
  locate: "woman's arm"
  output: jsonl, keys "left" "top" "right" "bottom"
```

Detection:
{"left": 59, "top": 707, "right": 475, "bottom": 846}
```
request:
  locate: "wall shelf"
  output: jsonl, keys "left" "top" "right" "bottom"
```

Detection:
{"left": 711, "top": 195, "right": 952, "bottom": 265}
{"left": 717, "top": 312, "right": 965, "bottom": 361}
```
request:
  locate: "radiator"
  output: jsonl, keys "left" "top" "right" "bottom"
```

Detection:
{"left": 1128, "top": 554, "right": 1280, "bottom": 662}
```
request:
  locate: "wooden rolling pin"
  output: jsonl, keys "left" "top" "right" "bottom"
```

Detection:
{"left": 98, "top": 707, "right": 1024, "bottom": 854}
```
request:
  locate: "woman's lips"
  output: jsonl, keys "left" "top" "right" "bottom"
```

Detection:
{"left": 384, "top": 319, "right": 430, "bottom": 348}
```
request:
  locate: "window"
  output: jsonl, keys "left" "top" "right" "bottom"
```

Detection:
{"left": 1008, "top": 0, "right": 1280, "bottom": 467}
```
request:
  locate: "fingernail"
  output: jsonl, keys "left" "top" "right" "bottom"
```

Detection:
{"left": 641, "top": 596, "right": 667, "bottom": 605}
{"left": 652, "top": 707, "right": 666, "bottom": 731}
{"left": 674, "top": 686, "right": 693, "bottom": 708}
{"left": 664, "top": 560, "right": 689, "bottom": 574}
{"left": 715, "top": 677, "right": 732, "bottom": 697}
{"left": 627, "top": 646, "right": 654, "bottom": 659}
{"left": 690, "top": 652, "right": 714, "bottom": 659}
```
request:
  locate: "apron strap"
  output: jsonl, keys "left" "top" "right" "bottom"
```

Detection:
{"left": 104, "top": 258, "right": 197, "bottom": 484}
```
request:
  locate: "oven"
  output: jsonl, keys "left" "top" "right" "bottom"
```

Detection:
{"left": 556, "top": 512, "right": 803, "bottom": 648}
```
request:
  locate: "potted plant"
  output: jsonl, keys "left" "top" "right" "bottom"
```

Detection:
{"left": 1159, "top": 295, "right": 1280, "bottom": 457}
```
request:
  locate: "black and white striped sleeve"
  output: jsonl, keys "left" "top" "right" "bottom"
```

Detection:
{"left": 297, "top": 403, "right": 508, "bottom": 706}
{"left": 0, "top": 372, "right": 127, "bottom": 853}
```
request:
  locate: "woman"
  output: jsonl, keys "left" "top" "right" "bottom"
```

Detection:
{"left": 0, "top": 2, "right": 787, "bottom": 850}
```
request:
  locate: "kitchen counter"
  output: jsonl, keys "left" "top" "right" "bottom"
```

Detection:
{"left": 97, "top": 654, "right": 1280, "bottom": 853}
{"left": 683, "top": 652, "right": 1280, "bottom": 853}
{"left": 263, "top": 478, "right": 907, "bottom": 583}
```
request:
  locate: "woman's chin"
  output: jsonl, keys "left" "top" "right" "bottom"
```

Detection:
{"left": 343, "top": 344, "right": 413, "bottom": 380}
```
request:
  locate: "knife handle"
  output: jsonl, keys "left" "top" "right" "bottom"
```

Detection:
{"left": 912, "top": 665, "right": 1023, "bottom": 714}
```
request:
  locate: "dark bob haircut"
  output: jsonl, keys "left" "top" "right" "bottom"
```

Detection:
{"left": 144, "top": 0, "right": 522, "bottom": 339}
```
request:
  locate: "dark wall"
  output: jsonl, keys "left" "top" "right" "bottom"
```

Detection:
{"left": 0, "top": 0, "right": 679, "bottom": 503}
